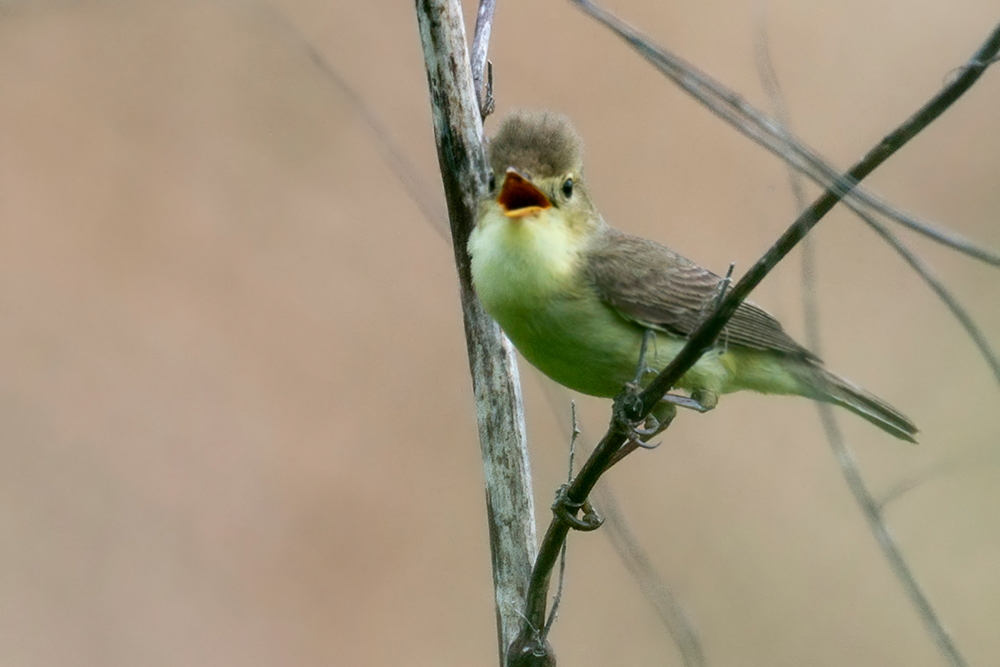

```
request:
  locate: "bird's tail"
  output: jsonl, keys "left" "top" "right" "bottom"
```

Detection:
{"left": 815, "top": 369, "right": 918, "bottom": 443}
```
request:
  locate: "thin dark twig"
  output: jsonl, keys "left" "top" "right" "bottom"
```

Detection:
{"left": 568, "top": 0, "right": 1000, "bottom": 268}
{"left": 878, "top": 453, "right": 1000, "bottom": 509}
{"left": 759, "top": 33, "right": 999, "bottom": 385}
{"left": 514, "top": 19, "right": 1000, "bottom": 646}
{"left": 861, "top": 216, "right": 1000, "bottom": 386}
{"left": 543, "top": 402, "right": 579, "bottom": 637}
{"left": 535, "top": 380, "right": 706, "bottom": 665}
{"left": 816, "top": 404, "right": 968, "bottom": 666}
{"left": 757, "top": 33, "right": 970, "bottom": 667}
{"left": 472, "top": 0, "right": 497, "bottom": 118}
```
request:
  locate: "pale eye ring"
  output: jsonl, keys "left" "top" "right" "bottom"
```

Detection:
{"left": 562, "top": 177, "right": 574, "bottom": 198}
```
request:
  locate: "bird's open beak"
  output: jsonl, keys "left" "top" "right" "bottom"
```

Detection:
{"left": 497, "top": 168, "right": 551, "bottom": 218}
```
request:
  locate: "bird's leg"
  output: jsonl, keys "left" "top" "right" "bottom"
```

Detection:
{"left": 608, "top": 399, "right": 677, "bottom": 468}
{"left": 631, "top": 327, "right": 656, "bottom": 384}
{"left": 635, "top": 400, "right": 676, "bottom": 439}
{"left": 613, "top": 329, "right": 718, "bottom": 465}
{"left": 614, "top": 391, "right": 718, "bottom": 466}
{"left": 619, "top": 391, "right": 716, "bottom": 467}
{"left": 631, "top": 327, "right": 716, "bottom": 415}
{"left": 624, "top": 328, "right": 669, "bottom": 440}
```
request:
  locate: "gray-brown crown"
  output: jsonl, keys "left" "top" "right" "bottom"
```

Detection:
{"left": 487, "top": 111, "right": 584, "bottom": 179}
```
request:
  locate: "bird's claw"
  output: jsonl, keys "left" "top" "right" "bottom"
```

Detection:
{"left": 631, "top": 423, "right": 659, "bottom": 438}
{"left": 629, "top": 433, "right": 662, "bottom": 450}
{"left": 629, "top": 414, "right": 663, "bottom": 448}
{"left": 551, "top": 485, "right": 603, "bottom": 532}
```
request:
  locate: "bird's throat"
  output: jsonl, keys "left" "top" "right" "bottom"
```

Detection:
{"left": 469, "top": 208, "right": 585, "bottom": 314}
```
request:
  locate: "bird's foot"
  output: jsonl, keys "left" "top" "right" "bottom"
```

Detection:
{"left": 607, "top": 400, "right": 677, "bottom": 467}
{"left": 551, "top": 484, "right": 603, "bottom": 532}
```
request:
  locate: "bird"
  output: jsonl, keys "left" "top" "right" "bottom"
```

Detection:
{"left": 467, "top": 110, "right": 917, "bottom": 442}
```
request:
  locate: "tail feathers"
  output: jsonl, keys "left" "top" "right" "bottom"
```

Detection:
{"left": 819, "top": 370, "right": 918, "bottom": 443}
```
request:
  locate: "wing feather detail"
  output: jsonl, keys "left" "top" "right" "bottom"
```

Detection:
{"left": 586, "top": 228, "right": 817, "bottom": 360}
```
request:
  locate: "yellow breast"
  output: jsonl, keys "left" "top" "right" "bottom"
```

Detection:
{"left": 468, "top": 207, "right": 738, "bottom": 399}
{"left": 468, "top": 207, "right": 585, "bottom": 314}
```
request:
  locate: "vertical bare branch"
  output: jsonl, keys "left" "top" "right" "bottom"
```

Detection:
{"left": 415, "top": 2, "right": 537, "bottom": 662}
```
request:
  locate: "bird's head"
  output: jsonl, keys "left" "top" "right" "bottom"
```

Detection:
{"left": 478, "top": 111, "right": 600, "bottom": 241}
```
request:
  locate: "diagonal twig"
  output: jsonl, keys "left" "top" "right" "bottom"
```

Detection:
{"left": 568, "top": 0, "right": 1000, "bottom": 269}
{"left": 761, "top": 29, "right": 1000, "bottom": 387}
{"left": 537, "top": 380, "right": 706, "bottom": 666}
{"left": 512, "top": 19, "right": 1000, "bottom": 659}
{"left": 757, "top": 31, "right": 971, "bottom": 667}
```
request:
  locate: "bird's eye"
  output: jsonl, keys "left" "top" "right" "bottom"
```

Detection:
{"left": 562, "top": 177, "right": 574, "bottom": 198}
{"left": 488, "top": 171, "right": 496, "bottom": 192}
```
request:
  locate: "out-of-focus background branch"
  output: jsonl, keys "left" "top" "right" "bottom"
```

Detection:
{"left": 0, "top": 1, "right": 997, "bottom": 666}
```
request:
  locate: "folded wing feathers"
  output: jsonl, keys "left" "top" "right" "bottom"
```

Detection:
{"left": 586, "top": 229, "right": 818, "bottom": 360}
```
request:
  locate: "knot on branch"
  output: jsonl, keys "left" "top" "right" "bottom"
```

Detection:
{"left": 614, "top": 382, "right": 647, "bottom": 426}
{"left": 506, "top": 630, "right": 556, "bottom": 667}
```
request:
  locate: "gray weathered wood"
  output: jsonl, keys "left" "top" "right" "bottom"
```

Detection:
{"left": 415, "top": 1, "right": 537, "bottom": 662}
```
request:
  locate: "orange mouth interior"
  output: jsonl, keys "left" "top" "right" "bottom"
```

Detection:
{"left": 497, "top": 170, "right": 551, "bottom": 217}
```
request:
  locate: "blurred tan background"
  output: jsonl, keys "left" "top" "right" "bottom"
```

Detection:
{"left": 0, "top": 0, "right": 998, "bottom": 665}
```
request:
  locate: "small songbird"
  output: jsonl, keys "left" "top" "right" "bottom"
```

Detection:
{"left": 468, "top": 110, "right": 917, "bottom": 442}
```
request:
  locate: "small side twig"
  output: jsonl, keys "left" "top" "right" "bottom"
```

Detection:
{"left": 713, "top": 262, "right": 735, "bottom": 309}
{"left": 542, "top": 403, "right": 579, "bottom": 637}
{"left": 537, "top": 381, "right": 706, "bottom": 666}
{"left": 472, "top": 0, "right": 497, "bottom": 118}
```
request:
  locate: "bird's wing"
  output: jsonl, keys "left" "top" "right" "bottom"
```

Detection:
{"left": 585, "top": 228, "right": 817, "bottom": 360}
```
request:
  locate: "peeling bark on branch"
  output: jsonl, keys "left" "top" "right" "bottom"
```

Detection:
{"left": 415, "top": 1, "right": 537, "bottom": 663}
